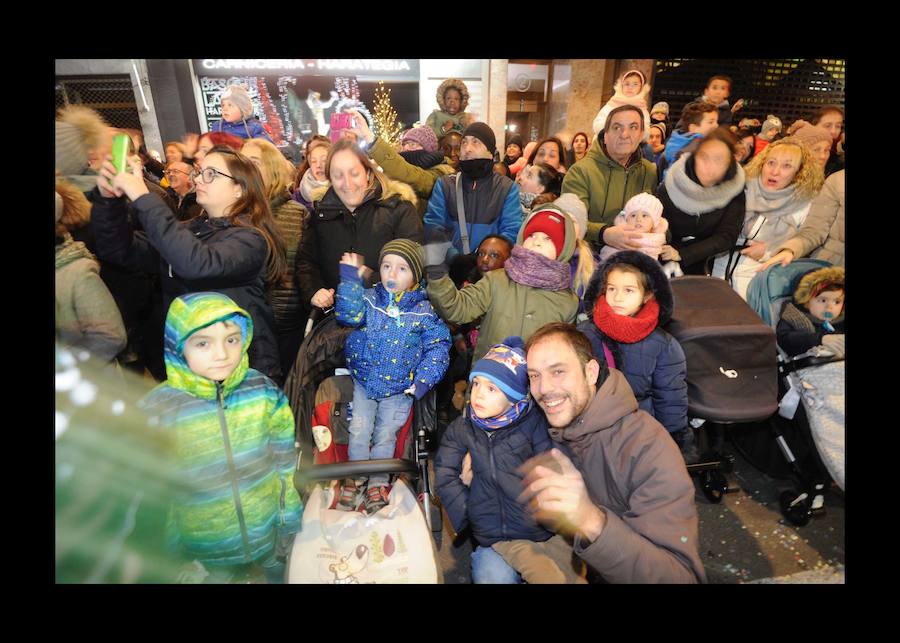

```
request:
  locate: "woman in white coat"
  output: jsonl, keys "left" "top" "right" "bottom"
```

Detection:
{"left": 712, "top": 137, "right": 825, "bottom": 300}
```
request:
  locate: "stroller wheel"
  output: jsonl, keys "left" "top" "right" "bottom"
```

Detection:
{"left": 699, "top": 470, "right": 727, "bottom": 503}
{"left": 779, "top": 490, "right": 812, "bottom": 527}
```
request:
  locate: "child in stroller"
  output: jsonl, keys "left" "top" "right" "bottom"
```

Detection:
{"left": 776, "top": 266, "right": 845, "bottom": 359}
{"left": 335, "top": 239, "right": 451, "bottom": 514}
{"left": 739, "top": 261, "right": 845, "bottom": 524}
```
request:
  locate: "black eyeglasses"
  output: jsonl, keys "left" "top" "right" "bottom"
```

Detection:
{"left": 190, "top": 167, "right": 236, "bottom": 184}
{"left": 165, "top": 168, "right": 191, "bottom": 178}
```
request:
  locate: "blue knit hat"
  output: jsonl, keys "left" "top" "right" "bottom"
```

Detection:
{"left": 469, "top": 336, "right": 528, "bottom": 402}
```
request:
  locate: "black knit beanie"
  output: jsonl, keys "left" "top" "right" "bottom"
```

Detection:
{"left": 462, "top": 122, "right": 496, "bottom": 155}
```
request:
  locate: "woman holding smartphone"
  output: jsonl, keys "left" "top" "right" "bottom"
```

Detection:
{"left": 90, "top": 145, "right": 287, "bottom": 382}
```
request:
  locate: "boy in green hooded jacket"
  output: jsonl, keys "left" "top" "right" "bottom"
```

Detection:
{"left": 140, "top": 291, "right": 302, "bottom": 583}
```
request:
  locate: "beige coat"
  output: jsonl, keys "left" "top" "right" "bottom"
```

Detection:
{"left": 779, "top": 170, "right": 844, "bottom": 266}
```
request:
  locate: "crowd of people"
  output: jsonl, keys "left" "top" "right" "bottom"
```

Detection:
{"left": 55, "top": 71, "right": 845, "bottom": 584}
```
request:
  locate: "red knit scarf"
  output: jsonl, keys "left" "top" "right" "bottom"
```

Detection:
{"left": 593, "top": 296, "right": 660, "bottom": 344}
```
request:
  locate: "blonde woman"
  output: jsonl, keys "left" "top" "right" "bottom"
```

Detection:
{"left": 712, "top": 137, "right": 825, "bottom": 300}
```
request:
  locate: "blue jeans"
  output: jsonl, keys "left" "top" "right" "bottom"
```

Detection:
{"left": 471, "top": 546, "right": 523, "bottom": 584}
{"left": 348, "top": 380, "right": 413, "bottom": 487}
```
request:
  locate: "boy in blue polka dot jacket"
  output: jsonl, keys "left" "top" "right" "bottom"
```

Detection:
{"left": 335, "top": 238, "right": 451, "bottom": 514}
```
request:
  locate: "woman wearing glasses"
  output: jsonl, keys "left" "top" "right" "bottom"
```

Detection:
{"left": 90, "top": 145, "right": 287, "bottom": 382}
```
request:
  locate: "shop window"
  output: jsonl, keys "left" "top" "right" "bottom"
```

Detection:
{"left": 652, "top": 59, "right": 845, "bottom": 130}
{"left": 55, "top": 76, "right": 144, "bottom": 132}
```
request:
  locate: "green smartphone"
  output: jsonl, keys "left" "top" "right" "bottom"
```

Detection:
{"left": 111, "top": 133, "right": 130, "bottom": 175}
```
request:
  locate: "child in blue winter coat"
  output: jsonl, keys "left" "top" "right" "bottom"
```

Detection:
{"left": 213, "top": 84, "right": 274, "bottom": 143}
{"left": 435, "top": 337, "right": 586, "bottom": 584}
{"left": 335, "top": 238, "right": 451, "bottom": 514}
{"left": 577, "top": 251, "right": 698, "bottom": 463}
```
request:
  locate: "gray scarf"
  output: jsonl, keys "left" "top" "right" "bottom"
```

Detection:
{"left": 299, "top": 169, "right": 330, "bottom": 203}
{"left": 743, "top": 175, "right": 809, "bottom": 221}
{"left": 664, "top": 153, "right": 745, "bottom": 216}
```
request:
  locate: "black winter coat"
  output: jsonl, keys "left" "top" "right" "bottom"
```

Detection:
{"left": 577, "top": 251, "right": 688, "bottom": 434}
{"left": 656, "top": 154, "right": 746, "bottom": 275}
{"left": 294, "top": 181, "right": 422, "bottom": 307}
{"left": 90, "top": 190, "right": 282, "bottom": 381}
{"left": 434, "top": 405, "right": 554, "bottom": 547}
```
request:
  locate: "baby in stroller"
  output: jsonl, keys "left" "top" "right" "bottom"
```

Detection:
{"left": 335, "top": 239, "right": 451, "bottom": 514}
{"left": 776, "top": 266, "right": 845, "bottom": 359}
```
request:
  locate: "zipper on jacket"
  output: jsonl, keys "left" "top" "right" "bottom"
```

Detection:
{"left": 216, "top": 382, "right": 253, "bottom": 561}
{"left": 486, "top": 432, "right": 508, "bottom": 539}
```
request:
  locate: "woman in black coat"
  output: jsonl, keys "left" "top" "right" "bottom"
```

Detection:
{"left": 655, "top": 128, "right": 747, "bottom": 275}
{"left": 295, "top": 138, "right": 423, "bottom": 312}
{"left": 90, "top": 145, "right": 288, "bottom": 382}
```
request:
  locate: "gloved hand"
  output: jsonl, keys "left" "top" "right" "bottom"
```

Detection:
{"left": 424, "top": 241, "right": 453, "bottom": 280}
{"left": 661, "top": 260, "right": 684, "bottom": 279}
{"left": 820, "top": 334, "right": 845, "bottom": 359}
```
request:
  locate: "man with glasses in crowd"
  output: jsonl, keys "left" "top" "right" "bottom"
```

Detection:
{"left": 164, "top": 161, "right": 203, "bottom": 221}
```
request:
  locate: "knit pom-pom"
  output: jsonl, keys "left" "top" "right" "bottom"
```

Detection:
{"left": 500, "top": 336, "right": 525, "bottom": 350}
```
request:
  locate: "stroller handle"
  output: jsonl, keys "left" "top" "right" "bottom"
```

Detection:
{"left": 294, "top": 458, "right": 420, "bottom": 485}
{"left": 780, "top": 353, "right": 844, "bottom": 375}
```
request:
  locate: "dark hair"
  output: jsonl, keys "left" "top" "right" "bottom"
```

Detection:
{"left": 527, "top": 137, "right": 568, "bottom": 169}
{"left": 529, "top": 162, "right": 563, "bottom": 195}
{"left": 525, "top": 322, "right": 596, "bottom": 370}
{"left": 325, "top": 138, "right": 389, "bottom": 203}
{"left": 204, "top": 145, "right": 287, "bottom": 286}
{"left": 478, "top": 234, "right": 513, "bottom": 253}
{"left": 680, "top": 100, "right": 718, "bottom": 128}
{"left": 696, "top": 127, "right": 738, "bottom": 156}
{"left": 810, "top": 105, "right": 844, "bottom": 126}
{"left": 603, "top": 104, "right": 646, "bottom": 133}
{"left": 602, "top": 263, "right": 651, "bottom": 297}
{"left": 572, "top": 131, "right": 590, "bottom": 148}
{"left": 706, "top": 75, "right": 733, "bottom": 90}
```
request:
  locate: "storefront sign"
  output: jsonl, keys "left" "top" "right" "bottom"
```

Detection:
{"left": 194, "top": 59, "right": 419, "bottom": 79}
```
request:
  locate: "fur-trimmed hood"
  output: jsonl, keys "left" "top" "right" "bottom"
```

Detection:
{"left": 611, "top": 70, "right": 652, "bottom": 105}
{"left": 583, "top": 250, "right": 675, "bottom": 325}
{"left": 312, "top": 176, "right": 418, "bottom": 210}
{"left": 793, "top": 266, "right": 844, "bottom": 306}
{"left": 436, "top": 78, "right": 470, "bottom": 113}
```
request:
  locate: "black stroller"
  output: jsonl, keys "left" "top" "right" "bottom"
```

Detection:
{"left": 283, "top": 308, "right": 443, "bottom": 536}
{"left": 665, "top": 276, "right": 780, "bottom": 503}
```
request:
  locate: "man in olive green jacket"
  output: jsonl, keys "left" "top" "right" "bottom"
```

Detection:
{"left": 561, "top": 105, "right": 657, "bottom": 251}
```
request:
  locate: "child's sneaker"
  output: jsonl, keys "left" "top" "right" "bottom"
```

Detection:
{"left": 337, "top": 478, "right": 365, "bottom": 511}
{"left": 364, "top": 485, "right": 389, "bottom": 515}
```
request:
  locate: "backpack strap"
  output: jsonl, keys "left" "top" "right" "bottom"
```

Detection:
{"left": 455, "top": 173, "right": 470, "bottom": 255}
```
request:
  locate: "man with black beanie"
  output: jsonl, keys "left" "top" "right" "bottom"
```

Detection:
{"left": 424, "top": 122, "right": 523, "bottom": 262}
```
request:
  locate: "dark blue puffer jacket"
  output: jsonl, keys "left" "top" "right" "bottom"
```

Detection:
{"left": 434, "top": 404, "right": 554, "bottom": 547}
{"left": 577, "top": 251, "right": 687, "bottom": 434}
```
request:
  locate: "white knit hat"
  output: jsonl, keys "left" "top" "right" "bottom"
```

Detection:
{"left": 554, "top": 193, "right": 589, "bottom": 240}
{"left": 622, "top": 192, "right": 663, "bottom": 225}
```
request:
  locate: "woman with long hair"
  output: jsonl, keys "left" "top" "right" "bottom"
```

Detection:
{"left": 242, "top": 137, "right": 310, "bottom": 375}
{"left": 90, "top": 144, "right": 287, "bottom": 381}
{"left": 295, "top": 138, "right": 422, "bottom": 312}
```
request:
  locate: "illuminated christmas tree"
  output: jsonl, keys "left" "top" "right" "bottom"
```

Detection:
{"left": 372, "top": 81, "right": 402, "bottom": 147}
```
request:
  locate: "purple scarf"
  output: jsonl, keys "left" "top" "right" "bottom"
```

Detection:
{"left": 504, "top": 245, "right": 571, "bottom": 291}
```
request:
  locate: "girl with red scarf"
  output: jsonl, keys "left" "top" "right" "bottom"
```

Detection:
{"left": 576, "top": 250, "right": 697, "bottom": 463}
